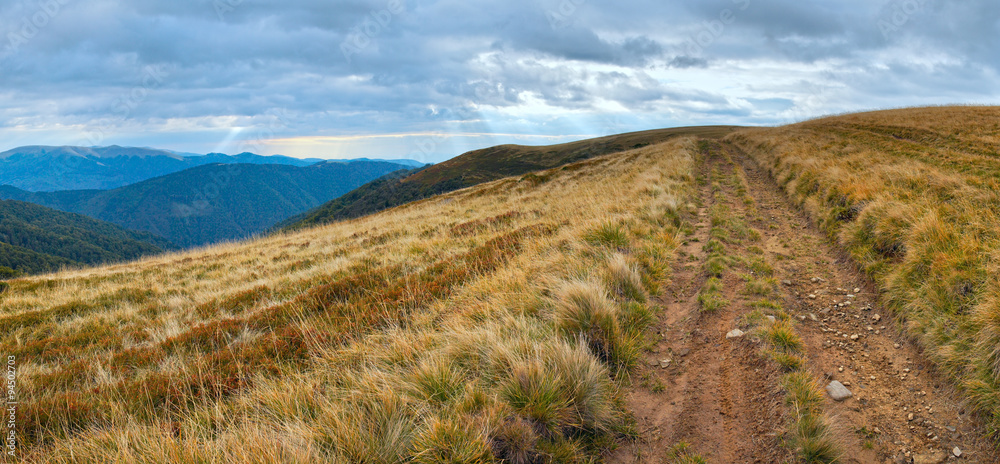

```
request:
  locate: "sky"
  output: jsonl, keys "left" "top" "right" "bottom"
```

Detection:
{"left": 0, "top": 0, "right": 997, "bottom": 163}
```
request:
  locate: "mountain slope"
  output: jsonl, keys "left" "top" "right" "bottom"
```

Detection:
{"left": 1, "top": 137, "right": 696, "bottom": 462}
{"left": 0, "top": 145, "right": 325, "bottom": 191}
{"left": 0, "top": 199, "right": 172, "bottom": 275}
{"left": 282, "top": 126, "right": 740, "bottom": 230}
{"left": 0, "top": 161, "right": 412, "bottom": 247}
{"left": 4, "top": 108, "right": 1000, "bottom": 462}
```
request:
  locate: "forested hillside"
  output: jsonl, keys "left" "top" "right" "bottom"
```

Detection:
{"left": 0, "top": 160, "right": 412, "bottom": 247}
{"left": 0, "top": 199, "right": 171, "bottom": 275}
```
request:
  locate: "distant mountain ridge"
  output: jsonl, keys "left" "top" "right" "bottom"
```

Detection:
{"left": 281, "top": 126, "right": 741, "bottom": 231}
{"left": 0, "top": 199, "right": 172, "bottom": 276}
{"left": 0, "top": 145, "right": 423, "bottom": 192}
{"left": 0, "top": 160, "right": 413, "bottom": 247}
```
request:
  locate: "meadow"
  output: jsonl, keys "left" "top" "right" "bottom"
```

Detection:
{"left": 1, "top": 139, "right": 696, "bottom": 462}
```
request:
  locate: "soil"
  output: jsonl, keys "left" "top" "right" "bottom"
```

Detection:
{"left": 608, "top": 141, "right": 996, "bottom": 463}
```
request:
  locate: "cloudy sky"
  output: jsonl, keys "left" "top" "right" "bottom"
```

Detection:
{"left": 1, "top": 0, "right": 997, "bottom": 163}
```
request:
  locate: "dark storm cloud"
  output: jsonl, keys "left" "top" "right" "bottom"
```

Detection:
{"left": 0, "top": 0, "right": 997, "bottom": 160}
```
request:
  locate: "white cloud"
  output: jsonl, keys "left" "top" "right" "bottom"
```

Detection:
{"left": 0, "top": 0, "right": 997, "bottom": 162}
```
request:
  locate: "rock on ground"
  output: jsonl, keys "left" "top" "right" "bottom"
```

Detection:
{"left": 826, "top": 380, "right": 853, "bottom": 401}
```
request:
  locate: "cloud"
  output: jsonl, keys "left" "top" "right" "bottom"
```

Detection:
{"left": 0, "top": 0, "right": 996, "bottom": 162}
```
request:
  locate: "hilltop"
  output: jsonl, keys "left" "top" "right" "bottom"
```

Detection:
{"left": 281, "top": 126, "right": 740, "bottom": 230}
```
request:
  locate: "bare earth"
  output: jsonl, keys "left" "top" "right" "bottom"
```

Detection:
{"left": 609, "top": 141, "right": 996, "bottom": 463}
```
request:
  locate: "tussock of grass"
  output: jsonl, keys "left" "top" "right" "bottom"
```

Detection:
{"left": 782, "top": 372, "right": 840, "bottom": 463}
{"left": 697, "top": 277, "right": 727, "bottom": 312}
{"left": 411, "top": 418, "right": 493, "bottom": 464}
{"left": 704, "top": 255, "right": 728, "bottom": 278}
{"left": 742, "top": 274, "right": 778, "bottom": 297}
{"left": 769, "top": 350, "right": 807, "bottom": 372}
{"left": 764, "top": 321, "right": 805, "bottom": 353}
{"left": 585, "top": 221, "right": 630, "bottom": 249}
{"left": 666, "top": 441, "right": 708, "bottom": 464}
{"left": 408, "top": 357, "right": 467, "bottom": 404}
{"left": 554, "top": 280, "right": 640, "bottom": 372}
{"left": 605, "top": 254, "right": 648, "bottom": 303}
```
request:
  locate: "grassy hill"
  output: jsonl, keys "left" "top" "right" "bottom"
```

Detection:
{"left": 0, "top": 161, "right": 412, "bottom": 248}
{"left": 0, "top": 137, "right": 694, "bottom": 462}
{"left": 5, "top": 109, "right": 1000, "bottom": 462}
{"left": 0, "top": 199, "right": 172, "bottom": 276}
{"left": 282, "top": 126, "right": 739, "bottom": 230}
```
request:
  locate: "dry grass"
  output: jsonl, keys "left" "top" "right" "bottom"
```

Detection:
{"left": 0, "top": 138, "right": 696, "bottom": 462}
{"left": 728, "top": 105, "right": 1000, "bottom": 437}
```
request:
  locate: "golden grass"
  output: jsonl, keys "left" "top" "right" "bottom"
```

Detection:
{"left": 1, "top": 138, "right": 696, "bottom": 462}
{"left": 728, "top": 105, "right": 1000, "bottom": 437}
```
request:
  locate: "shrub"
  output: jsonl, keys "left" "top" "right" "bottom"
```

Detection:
{"left": 0, "top": 266, "right": 21, "bottom": 280}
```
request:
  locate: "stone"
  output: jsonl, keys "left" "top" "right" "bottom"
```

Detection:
{"left": 912, "top": 450, "right": 948, "bottom": 464}
{"left": 726, "top": 329, "right": 744, "bottom": 339}
{"left": 766, "top": 315, "right": 776, "bottom": 323}
{"left": 660, "top": 359, "right": 672, "bottom": 369}
{"left": 854, "top": 287, "right": 862, "bottom": 293}
{"left": 808, "top": 294, "right": 818, "bottom": 299}
{"left": 782, "top": 280, "right": 793, "bottom": 286}
{"left": 952, "top": 447, "right": 962, "bottom": 457}
{"left": 872, "top": 314, "right": 882, "bottom": 322}
{"left": 826, "top": 381, "right": 853, "bottom": 401}
{"left": 850, "top": 334, "right": 859, "bottom": 340}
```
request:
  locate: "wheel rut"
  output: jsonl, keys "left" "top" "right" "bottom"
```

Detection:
{"left": 610, "top": 139, "right": 994, "bottom": 463}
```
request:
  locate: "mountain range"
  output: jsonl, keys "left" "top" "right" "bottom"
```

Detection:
{"left": 0, "top": 145, "right": 423, "bottom": 192}
{"left": 0, "top": 160, "right": 414, "bottom": 248}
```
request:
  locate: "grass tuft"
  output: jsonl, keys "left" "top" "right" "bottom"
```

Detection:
{"left": 605, "top": 254, "right": 648, "bottom": 303}
{"left": 697, "top": 277, "right": 727, "bottom": 312}
{"left": 764, "top": 321, "right": 805, "bottom": 353}
{"left": 585, "top": 221, "right": 630, "bottom": 249}
{"left": 411, "top": 418, "right": 494, "bottom": 464}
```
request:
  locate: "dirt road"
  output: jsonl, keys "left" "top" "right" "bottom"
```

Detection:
{"left": 610, "top": 141, "right": 995, "bottom": 463}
